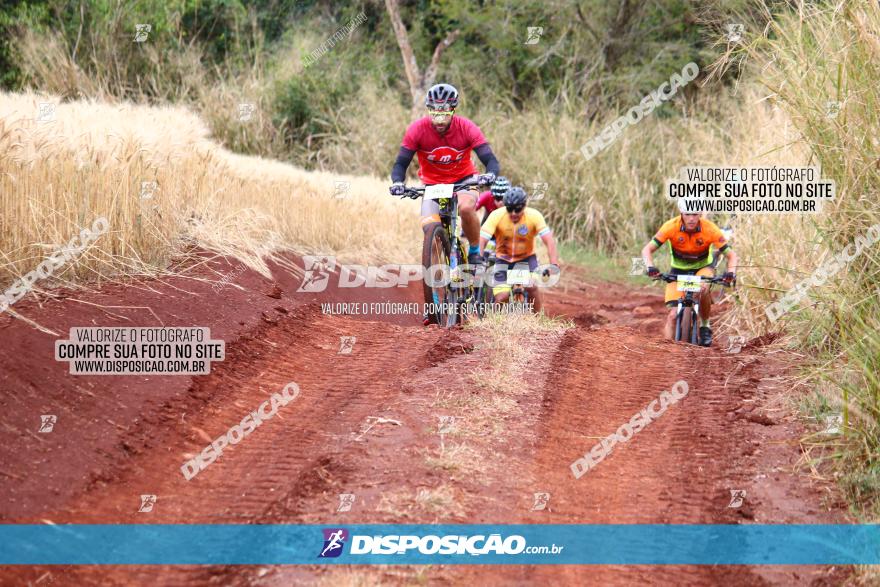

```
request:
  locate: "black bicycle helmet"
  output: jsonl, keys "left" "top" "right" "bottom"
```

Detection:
{"left": 503, "top": 186, "right": 527, "bottom": 208}
{"left": 425, "top": 83, "right": 459, "bottom": 109}
{"left": 490, "top": 176, "right": 510, "bottom": 199}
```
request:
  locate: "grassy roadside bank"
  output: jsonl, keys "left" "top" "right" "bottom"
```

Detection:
{"left": 739, "top": 2, "right": 880, "bottom": 530}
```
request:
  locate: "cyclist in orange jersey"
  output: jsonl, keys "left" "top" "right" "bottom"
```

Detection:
{"left": 641, "top": 200, "right": 738, "bottom": 346}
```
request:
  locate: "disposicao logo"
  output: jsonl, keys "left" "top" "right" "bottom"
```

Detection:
{"left": 319, "top": 528, "right": 349, "bottom": 558}
{"left": 298, "top": 256, "right": 337, "bottom": 293}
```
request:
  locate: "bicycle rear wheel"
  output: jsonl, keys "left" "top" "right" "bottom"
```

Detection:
{"left": 422, "top": 222, "right": 455, "bottom": 327}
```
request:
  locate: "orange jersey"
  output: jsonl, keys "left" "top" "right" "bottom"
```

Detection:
{"left": 651, "top": 216, "right": 730, "bottom": 270}
{"left": 481, "top": 207, "right": 551, "bottom": 262}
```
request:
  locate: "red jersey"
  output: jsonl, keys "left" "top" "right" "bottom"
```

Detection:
{"left": 476, "top": 191, "right": 501, "bottom": 213}
{"left": 401, "top": 115, "right": 487, "bottom": 184}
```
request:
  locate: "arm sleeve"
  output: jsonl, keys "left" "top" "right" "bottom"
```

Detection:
{"left": 391, "top": 147, "right": 416, "bottom": 183}
{"left": 474, "top": 143, "right": 500, "bottom": 176}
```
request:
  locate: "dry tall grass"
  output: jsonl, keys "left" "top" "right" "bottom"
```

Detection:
{"left": 318, "top": 83, "right": 817, "bottom": 263}
{"left": 10, "top": 15, "right": 818, "bottom": 266}
{"left": 0, "top": 91, "right": 421, "bottom": 292}
{"left": 740, "top": 1, "right": 880, "bottom": 523}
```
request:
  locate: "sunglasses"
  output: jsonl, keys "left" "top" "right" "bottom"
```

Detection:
{"left": 506, "top": 205, "right": 524, "bottom": 213}
{"left": 428, "top": 110, "right": 454, "bottom": 117}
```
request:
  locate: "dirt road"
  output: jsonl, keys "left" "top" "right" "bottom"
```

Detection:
{"left": 0, "top": 255, "right": 849, "bottom": 586}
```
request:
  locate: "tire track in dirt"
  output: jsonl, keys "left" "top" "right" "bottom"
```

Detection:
{"left": 5, "top": 304, "right": 445, "bottom": 586}
{"left": 452, "top": 320, "right": 847, "bottom": 586}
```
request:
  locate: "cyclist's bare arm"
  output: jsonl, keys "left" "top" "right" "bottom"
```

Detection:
{"left": 479, "top": 235, "right": 490, "bottom": 256}
{"left": 540, "top": 232, "right": 560, "bottom": 265}
{"left": 641, "top": 240, "right": 660, "bottom": 268}
{"left": 722, "top": 248, "right": 738, "bottom": 273}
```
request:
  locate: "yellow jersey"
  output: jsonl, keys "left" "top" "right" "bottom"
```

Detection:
{"left": 480, "top": 207, "right": 551, "bottom": 262}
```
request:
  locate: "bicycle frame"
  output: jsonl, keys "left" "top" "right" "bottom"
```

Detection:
{"left": 507, "top": 267, "right": 533, "bottom": 306}
{"left": 437, "top": 196, "right": 466, "bottom": 275}
{"left": 659, "top": 272, "right": 729, "bottom": 344}
{"left": 398, "top": 177, "right": 485, "bottom": 326}
{"left": 473, "top": 252, "right": 497, "bottom": 317}
{"left": 403, "top": 178, "right": 478, "bottom": 262}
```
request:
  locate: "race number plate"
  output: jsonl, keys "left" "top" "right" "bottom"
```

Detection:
{"left": 676, "top": 274, "right": 702, "bottom": 292}
{"left": 507, "top": 269, "right": 532, "bottom": 286}
{"left": 424, "top": 184, "right": 454, "bottom": 200}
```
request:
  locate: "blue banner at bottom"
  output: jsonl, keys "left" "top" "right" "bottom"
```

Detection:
{"left": 2, "top": 524, "right": 878, "bottom": 565}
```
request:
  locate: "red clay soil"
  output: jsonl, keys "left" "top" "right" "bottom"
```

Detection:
{"left": 0, "top": 254, "right": 850, "bottom": 586}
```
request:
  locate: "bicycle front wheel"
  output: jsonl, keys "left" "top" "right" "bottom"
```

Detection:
{"left": 422, "top": 222, "right": 454, "bottom": 326}
{"left": 476, "top": 280, "right": 495, "bottom": 319}
{"left": 674, "top": 306, "right": 684, "bottom": 342}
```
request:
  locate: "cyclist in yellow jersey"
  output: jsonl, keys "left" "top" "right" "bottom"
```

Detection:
{"left": 479, "top": 186, "right": 560, "bottom": 314}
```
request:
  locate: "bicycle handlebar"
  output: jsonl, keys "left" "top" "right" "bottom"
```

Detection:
{"left": 395, "top": 177, "right": 482, "bottom": 200}
{"left": 655, "top": 272, "right": 731, "bottom": 287}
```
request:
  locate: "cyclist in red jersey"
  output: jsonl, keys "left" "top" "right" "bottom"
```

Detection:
{"left": 389, "top": 83, "right": 500, "bottom": 265}
{"left": 475, "top": 176, "right": 510, "bottom": 224}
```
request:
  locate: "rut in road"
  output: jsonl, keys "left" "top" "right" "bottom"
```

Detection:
{"left": 465, "top": 325, "right": 782, "bottom": 586}
{"left": 13, "top": 305, "right": 451, "bottom": 586}
{"left": 5, "top": 275, "right": 848, "bottom": 587}
{"left": 442, "top": 306, "right": 844, "bottom": 587}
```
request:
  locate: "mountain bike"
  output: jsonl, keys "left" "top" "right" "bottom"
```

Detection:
{"left": 397, "top": 177, "right": 486, "bottom": 327}
{"left": 502, "top": 264, "right": 559, "bottom": 314}
{"left": 657, "top": 272, "right": 731, "bottom": 345}
{"left": 507, "top": 267, "right": 533, "bottom": 311}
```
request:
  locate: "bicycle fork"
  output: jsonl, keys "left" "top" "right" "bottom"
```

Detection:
{"left": 674, "top": 296, "right": 700, "bottom": 342}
